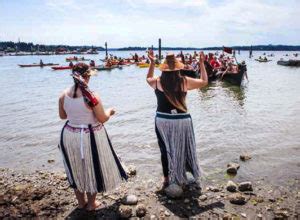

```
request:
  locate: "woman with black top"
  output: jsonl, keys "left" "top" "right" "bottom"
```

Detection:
{"left": 146, "top": 50, "right": 208, "bottom": 190}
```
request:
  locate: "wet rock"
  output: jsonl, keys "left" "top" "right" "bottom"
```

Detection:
{"left": 136, "top": 204, "right": 147, "bottom": 217}
{"left": 208, "top": 186, "right": 220, "bottom": 192}
{"left": 164, "top": 210, "right": 170, "bottom": 217}
{"left": 119, "top": 205, "right": 133, "bottom": 218}
{"left": 227, "top": 162, "right": 240, "bottom": 174}
{"left": 238, "top": 182, "right": 253, "bottom": 192}
{"left": 199, "top": 195, "right": 207, "bottom": 201}
{"left": 150, "top": 214, "right": 157, "bottom": 220}
{"left": 268, "top": 197, "right": 276, "bottom": 202}
{"left": 122, "top": 195, "right": 138, "bottom": 205}
{"left": 274, "top": 210, "right": 289, "bottom": 219}
{"left": 223, "top": 213, "right": 232, "bottom": 220}
{"left": 127, "top": 165, "right": 137, "bottom": 176}
{"left": 228, "top": 193, "right": 247, "bottom": 205}
{"left": 240, "top": 154, "right": 251, "bottom": 161}
{"left": 165, "top": 184, "right": 183, "bottom": 199}
{"left": 226, "top": 181, "right": 238, "bottom": 192}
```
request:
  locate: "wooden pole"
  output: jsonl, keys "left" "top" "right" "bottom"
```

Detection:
{"left": 158, "top": 38, "right": 161, "bottom": 60}
{"left": 105, "top": 42, "right": 108, "bottom": 58}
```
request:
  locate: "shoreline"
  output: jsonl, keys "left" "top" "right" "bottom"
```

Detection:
{"left": 1, "top": 166, "right": 299, "bottom": 219}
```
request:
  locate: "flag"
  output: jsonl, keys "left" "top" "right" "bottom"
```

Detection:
{"left": 223, "top": 46, "right": 232, "bottom": 54}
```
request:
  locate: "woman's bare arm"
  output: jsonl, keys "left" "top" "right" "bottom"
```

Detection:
{"left": 58, "top": 92, "right": 67, "bottom": 119}
{"left": 187, "top": 51, "right": 208, "bottom": 90}
{"left": 92, "top": 93, "right": 115, "bottom": 123}
{"left": 146, "top": 49, "right": 157, "bottom": 88}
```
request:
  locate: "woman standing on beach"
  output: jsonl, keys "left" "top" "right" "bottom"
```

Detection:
{"left": 58, "top": 63, "right": 127, "bottom": 211}
{"left": 146, "top": 50, "right": 208, "bottom": 191}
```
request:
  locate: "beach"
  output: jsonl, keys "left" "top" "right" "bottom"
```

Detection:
{"left": 0, "top": 51, "right": 300, "bottom": 219}
{"left": 1, "top": 166, "right": 299, "bottom": 219}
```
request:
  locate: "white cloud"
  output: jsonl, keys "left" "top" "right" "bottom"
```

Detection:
{"left": 2, "top": 0, "right": 299, "bottom": 46}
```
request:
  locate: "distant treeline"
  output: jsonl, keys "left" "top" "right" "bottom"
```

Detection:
{"left": 1, "top": 41, "right": 299, "bottom": 52}
{"left": 201, "top": 45, "right": 300, "bottom": 51}
{"left": 116, "top": 45, "right": 300, "bottom": 51}
{"left": 0, "top": 41, "right": 104, "bottom": 52}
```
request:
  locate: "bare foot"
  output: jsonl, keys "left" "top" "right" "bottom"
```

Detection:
{"left": 78, "top": 201, "right": 87, "bottom": 209}
{"left": 86, "top": 200, "right": 103, "bottom": 211}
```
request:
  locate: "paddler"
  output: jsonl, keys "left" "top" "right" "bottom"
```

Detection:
{"left": 69, "top": 61, "right": 74, "bottom": 68}
{"left": 40, "top": 59, "right": 44, "bottom": 66}
{"left": 89, "top": 60, "right": 96, "bottom": 67}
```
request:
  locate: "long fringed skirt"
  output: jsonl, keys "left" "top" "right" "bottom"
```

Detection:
{"left": 58, "top": 121, "right": 127, "bottom": 193}
{"left": 155, "top": 112, "right": 201, "bottom": 185}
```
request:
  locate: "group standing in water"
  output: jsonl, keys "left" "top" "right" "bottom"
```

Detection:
{"left": 58, "top": 50, "right": 207, "bottom": 210}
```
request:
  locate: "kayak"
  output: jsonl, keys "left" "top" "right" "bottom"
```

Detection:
{"left": 93, "top": 65, "right": 122, "bottom": 71}
{"left": 138, "top": 63, "right": 160, "bottom": 68}
{"left": 19, "top": 63, "right": 59, "bottom": 67}
{"left": 52, "top": 66, "right": 72, "bottom": 70}
{"left": 255, "top": 59, "right": 271, "bottom": 62}
{"left": 66, "top": 58, "right": 90, "bottom": 62}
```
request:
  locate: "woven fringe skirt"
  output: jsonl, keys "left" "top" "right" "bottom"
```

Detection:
{"left": 58, "top": 121, "right": 127, "bottom": 194}
{"left": 155, "top": 112, "right": 201, "bottom": 185}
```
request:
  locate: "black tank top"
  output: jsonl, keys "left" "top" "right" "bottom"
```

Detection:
{"left": 154, "top": 80, "right": 187, "bottom": 114}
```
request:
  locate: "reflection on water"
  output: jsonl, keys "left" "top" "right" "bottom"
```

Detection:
{"left": 0, "top": 51, "right": 299, "bottom": 186}
{"left": 223, "top": 83, "right": 246, "bottom": 107}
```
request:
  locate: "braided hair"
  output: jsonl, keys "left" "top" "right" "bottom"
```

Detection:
{"left": 72, "top": 63, "right": 89, "bottom": 98}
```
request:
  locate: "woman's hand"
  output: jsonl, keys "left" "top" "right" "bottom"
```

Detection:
{"left": 147, "top": 49, "right": 155, "bottom": 63}
{"left": 199, "top": 51, "right": 205, "bottom": 63}
{"left": 107, "top": 108, "right": 116, "bottom": 116}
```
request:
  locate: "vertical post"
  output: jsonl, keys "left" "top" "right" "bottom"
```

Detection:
{"left": 105, "top": 42, "right": 108, "bottom": 58}
{"left": 151, "top": 45, "right": 154, "bottom": 50}
{"left": 158, "top": 38, "right": 161, "bottom": 61}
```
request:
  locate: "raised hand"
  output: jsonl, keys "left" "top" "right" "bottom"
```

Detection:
{"left": 199, "top": 51, "right": 205, "bottom": 63}
{"left": 147, "top": 49, "right": 155, "bottom": 63}
{"left": 107, "top": 108, "right": 116, "bottom": 116}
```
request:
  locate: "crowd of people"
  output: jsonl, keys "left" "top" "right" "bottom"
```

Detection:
{"left": 175, "top": 51, "right": 247, "bottom": 80}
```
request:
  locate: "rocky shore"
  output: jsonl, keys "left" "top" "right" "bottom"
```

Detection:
{"left": 1, "top": 159, "right": 299, "bottom": 219}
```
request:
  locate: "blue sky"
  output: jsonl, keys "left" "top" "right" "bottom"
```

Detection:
{"left": 1, "top": 0, "right": 299, "bottom": 47}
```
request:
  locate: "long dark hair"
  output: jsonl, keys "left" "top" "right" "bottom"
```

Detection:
{"left": 160, "top": 70, "right": 187, "bottom": 112}
{"left": 72, "top": 63, "right": 89, "bottom": 98}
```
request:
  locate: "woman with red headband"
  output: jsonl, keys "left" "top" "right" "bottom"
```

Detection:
{"left": 58, "top": 63, "right": 127, "bottom": 211}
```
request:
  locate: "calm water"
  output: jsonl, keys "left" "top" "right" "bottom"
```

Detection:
{"left": 0, "top": 51, "right": 299, "bottom": 186}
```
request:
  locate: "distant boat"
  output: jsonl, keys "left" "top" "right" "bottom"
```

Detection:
{"left": 277, "top": 59, "right": 300, "bottom": 67}
{"left": 19, "top": 63, "right": 59, "bottom": 67}
{"left": 52, "top": 66, "right": 72, "bottom": 70}
{"left": 255, "top": 59, "right": 272, "bottom": 63}
{"left": 93, "top": 65, "right": 122, "bottom": 71}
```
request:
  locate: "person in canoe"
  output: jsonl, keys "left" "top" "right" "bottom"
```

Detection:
{"left": 69, "top": 61, "right": 74, "bottom": 68}
{"left": 210, "top": 56, "right": 221, "bottom": 70}
{"left": 40, "top": 59, "right": 44, "bottom": 66}
{"left": 146, "top": 49, "right": 208, "bottom": 192}
{"left": 58, "top": 63, "right": 127, "bottom": 211}
{"left": 221, "top": 62, "right": 239, "bottom": 79}
{"left": 134, "top": 53, "right": 139, "bottom": 63}
{"left": 106, "top": 59, "right": 112, "bottom": 67}
{"left": 89, "top": 60, "right": 95, "bottom": 67}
